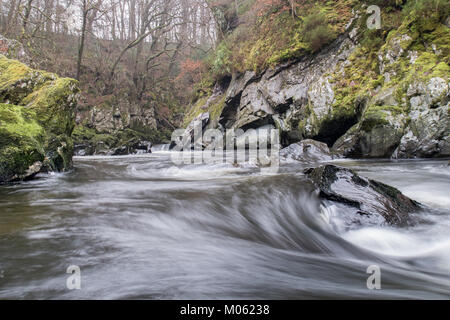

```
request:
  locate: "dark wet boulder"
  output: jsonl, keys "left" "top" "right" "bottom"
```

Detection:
{"left": 111, "top": 145, "right": 129, "bottom": 156}
{"left": 280, "top": 139, "right": 334, "bottom": 162}
{"left": 131, "top": 140, "right": 152, "bottom": 154}
{"left": 304, "top": 165, "right": 422, "bottom": 226}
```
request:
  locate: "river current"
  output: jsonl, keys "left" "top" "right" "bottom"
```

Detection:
{"left": 0, "top": 149, "right": 449, "bottom": 299}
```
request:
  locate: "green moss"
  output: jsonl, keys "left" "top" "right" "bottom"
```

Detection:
{"left": 209, "top": 94, "right": 227, "bottom": 122}
{"left": 91, "top": 133, "right": 118, "bottom": 148}
{"left": 183, "top": 96, "right": 209, "bottom": 127}
{"left": 206, "top": 0, "right": 357, "bottom": 76}
{"left": 360, "top": 105, "right": 405, "bottom": 132}
{"left": 0, "top": 56, "right": 32, "bottom": 88}
{"left": 22, "top": 78, "right": 78, "bottom": 136}
{"left": 0, "top": 103, "right": 44, "bottom": 144}
{"left": 72, "top": 125, "right": 97, "bottom": 142}
{"left": 182, "top": 92, "right": 227, "bottom": 129}
{"left": 0, "top": 55, "right": 79, "bottom": 178}
{"left": 44, "top": 134, "right": 74, "bottom": 171}
{"left": 329, "top": 1, "right": 448, "bottom": 133}
{"left": 0, "top": 55, "right": 55, "bottom": 104}
{"left": 0, "top": 103, "right": 45, "bottom": 182}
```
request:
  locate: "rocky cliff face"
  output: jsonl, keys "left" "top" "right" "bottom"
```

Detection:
{"left": 73, "top": 97, "right": 163, "bottom": 156}
{"left": 76, "top": 96, "right": 157, "bottom": 134}
{"left": 185, "top": 7, "right": 449, "bottom": 159}
{"left": 0, "top": 55, "right": 79, "bottom": 183}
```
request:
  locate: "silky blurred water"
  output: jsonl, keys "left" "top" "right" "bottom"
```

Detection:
{"left": 0, "top": 152, "right": 449, "bottom": 299}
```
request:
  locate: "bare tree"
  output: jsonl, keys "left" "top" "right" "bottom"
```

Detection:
{"left": 76, "top": 0, "right": 102, "bottom": 80}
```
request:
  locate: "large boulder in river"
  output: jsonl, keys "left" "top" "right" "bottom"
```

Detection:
{"left": 280, "top": 139, "right": 333, "bottom": 162}
{"left": 304, "top": 165, "right": 422, "bottom": 226}
{"left": 0, "top": 55, "right": 79, "bottom": 183}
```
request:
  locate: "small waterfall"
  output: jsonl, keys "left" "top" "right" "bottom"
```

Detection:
{"left": 152, "top": 144, "right": 171, "bottom": 152}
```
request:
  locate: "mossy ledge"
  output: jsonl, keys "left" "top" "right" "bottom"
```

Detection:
{"left": 0, "top": 54, "right": 79, "bottom": 183}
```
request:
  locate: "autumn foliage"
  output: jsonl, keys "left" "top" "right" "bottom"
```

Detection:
{"left": 175, "top": 59, "right": 206, "bottom": 92}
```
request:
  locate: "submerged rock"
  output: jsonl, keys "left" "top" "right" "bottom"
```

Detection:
{"left": 280, "top": 140, "right": 333, "bottom": 162}
{"left": 304, "top": 165, "right": 422, "bottom": 226}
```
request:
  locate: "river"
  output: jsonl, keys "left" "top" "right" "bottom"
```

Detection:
{"left": 0, "top": 150, "right": 449, "bottom": 299}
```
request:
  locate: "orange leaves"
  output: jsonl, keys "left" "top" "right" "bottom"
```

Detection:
{"left": 181, "top": 58, "right": 204, "bottom": 74}
{"left": 252, "top": 0, "right": 311, "bottom": 18}
{"left": 253, "top": 0, "right": 287, "bottom": 17}
{"left": 0, "top": 40, "right": 9, "bottom": 54}
{"left": 175, "top": 58, "right": 206, "bottom": 90}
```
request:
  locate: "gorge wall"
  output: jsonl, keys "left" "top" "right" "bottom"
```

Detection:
{"left": 183, "top": 4, "right": 449, "bottom": 159}
{"left": 73, "top": 97, "right": 161, "bottom": 156}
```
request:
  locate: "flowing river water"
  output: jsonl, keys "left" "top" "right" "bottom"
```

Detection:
{"left": 0, "top": 149, "right": 449, "bottom": 299}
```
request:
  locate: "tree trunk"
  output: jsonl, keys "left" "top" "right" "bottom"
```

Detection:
{"left": 76, "top": 1, "right": 88, "bottom": 80}
{"left": 22, "top": 0, "right": 34, "bottom": 33}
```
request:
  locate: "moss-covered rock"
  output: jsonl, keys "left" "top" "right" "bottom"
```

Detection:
{"left": 0, "top": 54, "right": 79, "bottom": 183}
{"left": 332, "top": 105, "right": 409, "bottom": 158}
{"left": 394, "top": 77, "right": 449, "bottom": 158}
{"left": 72, "top": 124, "right": 170, "bottom": 156}
{"left": 183, "top": 83, "right": 228, "bottom": 129}
{"left": 0, "top": 103, "right": 45, "bottom": 182}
